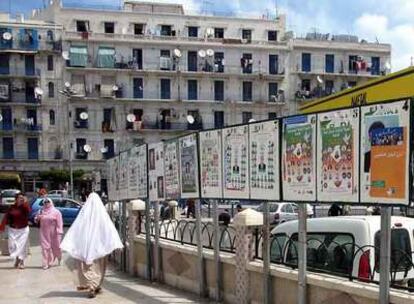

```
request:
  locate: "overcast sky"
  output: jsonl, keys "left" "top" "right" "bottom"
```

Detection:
{"left": 1, "top": 0, "right": 413, "bottom": 71}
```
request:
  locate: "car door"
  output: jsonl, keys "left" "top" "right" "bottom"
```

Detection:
{"left": 52, "top": 198, "right": 65, "bottom": 222}
{"left": 64, "top": 199, "right": 81, "bottom": 224}
{"left": 281, "top": 204, "right": 294, "bottom": 222}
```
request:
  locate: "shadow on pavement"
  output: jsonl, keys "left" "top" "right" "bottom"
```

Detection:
{"left": 40, "top": 291, "right": 86, "bottom": 299}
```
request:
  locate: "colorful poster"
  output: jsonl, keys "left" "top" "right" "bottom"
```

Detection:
{"left": 128, "top": 145, "right": 148, "bottom": 199}
{"left": 199, "top": 129, "right": 223, "bottom": 198}
{"left": 149, "top": 143, "right": 165, "bottom": 202}
{"left": 118, "top": 151, "right": 129, "bottom": 200}
{"left": 360, "top": 100, "right": 410, "bottom": 204}
{"left": 222, "top": 125, "right": 250, "bottom": 199}
{"left": 317, "top": 109, "right": 359, "bottom": 202}
{"left": 249, "top": 120, "right": 280, "bottom": 200}
{"left": 179, "top": 134, "right": 200, "bottom": 198}
{"left": 164, "top": 140, "right": 180, "bottom": 200}
{"left": 107, "top": 156, "right": 119, "bottom": 201}
{"left": 282, "top": 115, "right": 317, "bottom": 201}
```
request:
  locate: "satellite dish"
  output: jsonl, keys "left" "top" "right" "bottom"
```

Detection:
{"left": 206, "top": 28, "right": 214, "bottom": 37}
{"left": 173, "top": 49, "right": 182, "bottom": 58}
{"left": 317, "top": 75, "right": 324, "bottom": 84}
{"left": 186, "top": 115, "right": 195, "bottom": 124}
{"left": 62, "top": 51, "right": 70, "bottom": 60}
{"left": 198, "top": 50, "right": 206, "bottom": 58}
{"left": 64, "top": 82, "right": 71, "bottom": 88}
{"left": 126, "top": 114, "right": 136, "bottom": 122}
{"left": 100, "top": 147, "right": 108, "bottom": 153}
{"left": 79, "top": 112, "right": 88, "bottom": 120}
{"left": 112, "top": 85, "right": 119, "bottom": 91}
{"left": 206, "top": 49, "right": 214, "bottom": 57}
{"left": 248, "top": 118, "right": 256, "bottom": 123}
{"left": 2, "top": 32, "right": 12, "bottom": 41}
{"left": 0, "top": 114, "right": 2, "bottom": 122}
{"left": 83, "top": 144, "right": 92, "bottom": 153}
{"left": 34, "top": 87, "right": 44, "bottom": 96}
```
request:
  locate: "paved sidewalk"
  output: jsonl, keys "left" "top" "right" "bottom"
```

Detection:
{"left": 0, "top": 228, "right": 210, "bottom": 304}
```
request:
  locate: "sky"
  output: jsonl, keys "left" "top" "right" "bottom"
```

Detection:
{"left": 1, "top": 0, "right": 413, "bottom": 71}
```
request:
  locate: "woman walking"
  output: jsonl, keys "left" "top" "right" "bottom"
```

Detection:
{"left": 61, "top": 192, "right": 123, "bottom": 298}
{"left": 35, "top": 198, "right": 63, "bottom": 269}
{"left": 0, "top": 193, "right": 31, "bottom": 269}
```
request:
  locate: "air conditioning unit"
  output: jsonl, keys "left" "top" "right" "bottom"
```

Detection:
{"left": 160, "top": 57, "right": 171, "bottom": 70}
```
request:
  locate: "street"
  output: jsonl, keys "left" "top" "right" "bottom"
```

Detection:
{"left": 0, "top": 225, "right": 210, "bottom": 304}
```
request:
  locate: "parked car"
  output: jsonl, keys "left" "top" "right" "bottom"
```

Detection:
{"left": 0, "top": 189, "right": 21, "bottom": 212}
{"left": 255, "top": 202, "right": 298, "bottom": 225}
{"left": 29, "top": 196, "right": 82, "bottom": 226}
{"left": 270, "top": 216, "right": 414, "bottom": 286}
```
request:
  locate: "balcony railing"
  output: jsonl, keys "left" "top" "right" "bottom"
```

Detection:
{"left": 13, "top": 122, "right": 43, "bottom": 132}
{"left": 0, "top": 67, "right": 41, "bottom": 77}
{"left": 0, "top": 38, "right": 62, "bottom": 52}
{"left": 73, "top": 120, "right": 89, "bottom": 129}
{"left": 126, "top": 120, "right": 209, "bottom": 132}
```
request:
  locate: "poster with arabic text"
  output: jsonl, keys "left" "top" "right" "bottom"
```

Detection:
{"left": 164, "top": 140, "right": 181, "bottom": 200}
{"left": 149, "top": 143, "right": 165, "bottom": 201}
{"left": 127, "top": 145, "right": 148, "bottom": 199}
{"left": 179, "top": 134, "right": 200, "bottom": 198}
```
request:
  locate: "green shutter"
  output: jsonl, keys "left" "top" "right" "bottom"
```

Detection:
{"left": 97, "top": 47, "right": 115, "bottom": 68}
{"left": 69, "top": 46, "right": 88, "bottom": 67}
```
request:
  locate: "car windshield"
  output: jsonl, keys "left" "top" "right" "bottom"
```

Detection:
{"left": 256, "top": 203, "right": 279, "bottom": 212}
{"left": 2, "top": 190, "right": 19, "bottom": 197}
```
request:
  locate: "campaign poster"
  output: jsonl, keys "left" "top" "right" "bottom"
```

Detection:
{"left": 249, "top": 120, "right": 280, "bottom": 200}
{"left": 118, "top": 151, "right": 129, "bottom": 200}
{"left": 282, "top": 115, "right": 317, "bottom": 201}
{"left": 127, "top": 145, "right": 148, "bottom": 199}
{"left": 179, "top": 133, "right": 200, "bottom": 198}
{"left": 164, "top": 140, "right": 180, "bottom": 200}
{"left": 222, "top": 125, "right": 250, "bottom": 199}
{"left": 317, "top": 109, "right": 360, "bottom": 202}
{"left": 199, "top": 129, "right": 223, "bottom": 198}
{"left": 360, "top": 100, "right": 410, "bottom": 204}
{"left": 107, "top": 156, "right": 118, "bottom": 201}
{"left": 149, "top": 143, "right": 165, "bottom": 202}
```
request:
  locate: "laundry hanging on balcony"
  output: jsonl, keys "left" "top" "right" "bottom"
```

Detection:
{"left": 97, "top": 47, "right": 115, "bottom": 68}
{"left": 69, "top": 46, "right": 88, "bottom": 67}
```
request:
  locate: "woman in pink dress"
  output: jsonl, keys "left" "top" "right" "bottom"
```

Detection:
{"left": 35, "top": 198, "right": 63, "bottom": 269}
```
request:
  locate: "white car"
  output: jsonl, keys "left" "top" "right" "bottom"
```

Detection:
{"left": 48, "top": 189, "right": 68, "bottom": 197}
{"left": 271, "top": 216, "right": 414, "bottom": 286}
{"left": 0, "top": 189, "right": 21, "bottom": 211}
{"left": 255, "top": 202, "right": 298, "bottom": 225}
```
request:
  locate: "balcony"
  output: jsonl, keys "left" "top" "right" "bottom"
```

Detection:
{"left": 0, "top": 37, "right": 62, "bottom": 53}
{"left": 13, "top": 122, "right": 43, "bottom": 132}
{"left": 75, "top": 151, "right": 88, "bottom": 160}
{"left": 0, "top": 67, "right": 41, "bottom": 78}
{"left": 0, "top": 150, "right": 61, "bottom": 160}
{"left": 101, "top": 121, "right": 114, "bottom": 133}
{"left": 73, "top": 120, "right": 89, "bottom": 129}
{"left": 126, "top": 120, "right": 209, "bottom": 132}
{"left": 0, "top": 123, "right": 13, "bottom": 131}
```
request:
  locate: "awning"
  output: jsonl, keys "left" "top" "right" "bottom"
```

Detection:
{"left": 97, "top": 47, "right": 115, "bottom": 68}
{"left": 69, "top": 46, "right": 88, "bottom": 67}
{"left": 0, "top": 172, "right": 21, "bottom": 183}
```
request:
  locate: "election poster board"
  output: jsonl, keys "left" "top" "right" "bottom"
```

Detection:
{"left": 222, "top": 125, "right": 250, "bottom": 199}
{"left": 149, "top": 143, "right": 165, "bottom": 202}
{"left": 107, "top": 156, "right": 119, "bottom": 201}
{"left": 317, "top": 108, "right": 360, "bottom": 202}
{"left": 249, "top": 120, "right": 280, "bottom": 201}
{"left": 127, "top": 144, "right": 148, "bottom": 199}
{"left": 179, "top": 133, "right": 200, "bottom": 198}
{"left": 199, "top": 129, "right": 223, "bottom": 199}
{"left": 164, "top": 140, "right": 181, "bottom": 200}
{"left": 282, "top": 115, "right": 317, "bottom": 201}
{"left": 118, "top": 151, "right": 129, "bottom": 200}
{"left": 360, "top": 100, "right": 410, "bottom": 205}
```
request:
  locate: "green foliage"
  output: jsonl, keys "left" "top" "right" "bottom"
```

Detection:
{"left": 39, "top": 169, "right": 85, "bottom": 182}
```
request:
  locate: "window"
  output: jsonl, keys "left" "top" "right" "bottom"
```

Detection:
{"left": 268, "top": 112, "right": 277, "bottom": 120}
{"left": 348, "top": 81, "right": 357, "bottom": 88}
{"left": 214, "top": 80, "right": 224, "bottom": 101}
{"left": 269, "top": 54, "right": 279, "bottom": 74}
{"left": 214, "top": 111, "right": 224, "bottom": 128}
{"left": 26, "top": 109, "right": 38, "bottom": 129}
{"left": 214, "top": 28, "right": 224, "bottom": 39}
{"left": 27, "top": 138, "right": 38, "bottom": 159}
{"left": 242, "top": 112, "right": 252, "bottom": 123}
{"left": 241, "top": 53, "right": 252, "bottom": 74}
{"left": 126, "top": 109, "right": 143, "bottom": 130}
{"left": 133, "top": 78, "right": 143, "bottom": 99}
{"left": 187, "top": 110, "right": 201, "bottom": 130}
{"left": 286, "top": 233, "right": 355, "bottom": 275}
{"left": 268, "top": 30, "right": 277, "bottom": 41}
{"left": 102, "top": 108, "right": 113, "bottom": 132}
{"left": 1, "top": 108, "right": 12, "bottom": 130}
{"left": 2, "top": 137, "right": 13, "bottom": 159}
{"left": 75, "top": 108, "right": 88, "bottom": 128}
{"left": 132, "top": 49, "right": 143, "bottom": 70}
{"left": 103, "top": 139, "right": 115, "bottom": 159}
{"left": 242, "top": 29, "right": 252, "bottom": 42}
{"left": 349, "top": 55, "right": 358, "bottom": 73}
{"left": 25, "top": 55, "right": 35, "bottom": 76}
{"left": 46, "top": 30, "right": 54, "bottom": 41}
{"left": 160, "top": 79, "right": 171, "bottom": 99}
{"left": 214, "top": 52, "right": 224, "bottom": 73}
{"left": 160, "top": 50, "right": 171, "bottom": 70}
{"left": 371, "top": 57, "right": 380, "bottom": 75}
{"left": 268, "top": 82, "right": 278, "bottom": 102}
{"left": 325, "top": 80, "right": 334, "bottom": 95}
{"left": 188, "top": 26, "right": 198, "bottom": 37}
{"left": 0, "top": 54, "right": 10, "bottom": 74}
{"left": 281, "top": 204, "right": 294, "bottom": 213}
{"left": 48, "top": 82, "right": 54, "bottom": 98}
{"left": 76, "top": 20, "right": 88, "bottom": 32}
{"left": 375, "top": 229, "right": 412, "bottom": 272}
{"left": 104, "top": 22, "right": 115, "bottom": 34}
{"left": 325, "top": 54, "right": 334, "bottom": 73}
{"left": 160, "top": 25, "right": 172, "bottom": 36}
{"left": 301, "top": 79, "right": 311, "bottom": 91}
{"left": 242, "top": 81, "right": 253, "bottom": 101}
{"left": 187, "top": 51, "right": 198, "bottom": 72}
{"left": 47, "top": 55, "right": 54, "bottom": 71}
{"left": 134, "top": 23, "right": 144, "bottom": 35}
{"left": 302, "top": 53, "right": 311, "bottom": 72}
{"left": 75, "top": 138, "right": 87, "bottom": 159}
{"left": 49, "top": 110, "right": 55, "bottom": 126}
{"left": 187, "top": 80, "right": 198, "bottom": 100}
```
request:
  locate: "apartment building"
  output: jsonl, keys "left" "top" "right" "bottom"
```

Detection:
{"left": 0, "top": 0, "right": 390, "bottom": 191}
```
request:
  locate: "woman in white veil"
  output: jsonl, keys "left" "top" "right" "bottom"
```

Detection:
{"left": 61, "top": 192, "right": 123, "bottom": 298}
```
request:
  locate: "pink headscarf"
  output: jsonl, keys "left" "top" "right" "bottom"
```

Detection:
{"left": 41, "top": 198, "right": 56, "bottom": 215}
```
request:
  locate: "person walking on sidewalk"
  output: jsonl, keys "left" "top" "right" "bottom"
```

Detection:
{"left": 60, "top": 192, "right": 123, "bottom": 298}
{"left": 35, "top": 197, "right": 63, "bottom": 270}
{"left": 0, "top": 193, "right": 31, "bottom": 269}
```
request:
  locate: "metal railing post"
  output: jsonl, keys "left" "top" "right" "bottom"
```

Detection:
{"left": 145, "top": 199, "right": 152, "bottom": 281}
{"left": 195, "top": 199, "right": 206, "bottom": 296}
{"left": 263, "top": 201, "right": 271, "bottom": 304}
{"left": 298, "top": 204, "right": 307, "bottom": 304}
{"left": 379, "top": 207, "right": 391, "bottom": 304}
{"left": 213, "top": 199, "right": 222, "bottom": 301}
